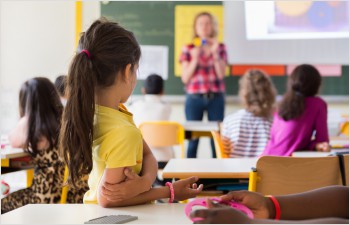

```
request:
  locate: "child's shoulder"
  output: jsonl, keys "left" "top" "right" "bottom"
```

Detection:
{"left": 106, "top": 124, "right": 142, "bottom": 142}
{"left": 224, "top": 109, "right": 247, "bottom": 122}
{"left": 306, "top": 96, "right": 327, "bottom": 107}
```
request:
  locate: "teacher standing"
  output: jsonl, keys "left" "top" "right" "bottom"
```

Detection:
{"left": 179, "top": 12, "right": 227, "bottom": 158}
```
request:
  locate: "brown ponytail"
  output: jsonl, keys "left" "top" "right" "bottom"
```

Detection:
{"left": 278, "top": 64, "right": 322, "bottom": 121}
{"left": 60, "top": 18, "right": 141, "bottom": 187}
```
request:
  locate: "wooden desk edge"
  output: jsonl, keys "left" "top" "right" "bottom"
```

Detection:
{"left": 1, "top": 152, "right": 29, "bottom": 159}
{"left": 162, "top": 172, "right": 250, "bottom": 179}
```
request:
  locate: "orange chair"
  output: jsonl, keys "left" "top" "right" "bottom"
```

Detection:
{"left": 139, "top": 121, "right": 185, "bottom": 158}
{"left": 211, "top": 131, "right": 229, "bottom": 159}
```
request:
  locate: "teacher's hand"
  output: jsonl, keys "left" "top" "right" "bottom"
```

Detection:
{"left": 208, "top": 38, "right": 219, "bottom": 56}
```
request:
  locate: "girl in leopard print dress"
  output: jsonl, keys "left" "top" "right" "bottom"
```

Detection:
{"left": 1, "top": 78, "right": 88, "bottom": 214}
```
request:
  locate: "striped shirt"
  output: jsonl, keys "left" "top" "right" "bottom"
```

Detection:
{"left": 222, "top": 109, "right": 272, "bottom": 157}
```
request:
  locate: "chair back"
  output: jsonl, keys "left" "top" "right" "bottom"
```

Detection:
{"left": 249, "top": 156, "right": 343, "bottom": 195}
{"left": 139, "top": 121, "right": 185, "bottom": 158}
{"left": 211, "top": 130, "right": 229, "bottom": 159}
{"left": 342, "top": 154, "right": 349, "bottom": 186}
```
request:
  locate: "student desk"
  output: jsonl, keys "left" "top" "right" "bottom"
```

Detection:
{"left": 1, "top": 148, "right": 33, "bottom": 187}
{"left": 162, "top": 158, "right": 258, "bottom": 179}
{"left": 182, "top": 121, "right": 220, "bottom": 139}
{"left": 1, "top": 203, "right": 191, "bottom": 224}
{"left": 292, "top": 149, "right": 349, "bottom": 157}
{"left": 292, "top": 137, "right": 349, "bottom": 157}
{"left": 162, "top": 158, "right": 258, "bottom": 192}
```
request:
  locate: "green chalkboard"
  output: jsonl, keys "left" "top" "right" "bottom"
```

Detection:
{"left": 101, "top": 1, "right": 349, "bottom": 96}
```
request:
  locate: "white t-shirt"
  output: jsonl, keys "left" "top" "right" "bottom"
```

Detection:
{"left": 128, "top": 95, "right": 173, "bottom": 162}
{"left": 222, "top": 109, "right": 272, "bottom": 157}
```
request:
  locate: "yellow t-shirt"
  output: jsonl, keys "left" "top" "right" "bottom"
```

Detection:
{"left": 83, "top": 104, "right": 143, "bottom": 204}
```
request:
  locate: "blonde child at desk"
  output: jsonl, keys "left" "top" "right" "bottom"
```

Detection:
{"left": 60, "top": 18, "right": 202, "bottom": 208}
{"left": 1, "top": 78, "right": 88, "bottom": 214}
{"left": 221, "top": 69, "right": 276, "bottom": 157}
{"left": 263, "top": 64, "right": 330, "bottom": 156}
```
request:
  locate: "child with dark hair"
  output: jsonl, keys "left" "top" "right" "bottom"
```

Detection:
{"left": 1, "top": 77, "right": 88, "bottom": 214}
{"left": 263, "top": 64, "right": 330, "bottom": 156}
{"left": 130, "top": 74, "right": 171, "bottom": 127}
{"left": 54, "top": 75, "right": 68, "bottom": 106}
{"left": 60, "top": 19, "right": 202, "bottom": 208}
{"left": 129, "top": 74, "right": 172, "bottom": 167}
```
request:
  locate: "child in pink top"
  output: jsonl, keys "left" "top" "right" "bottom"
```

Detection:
{"left": 263, "top": 64, "right": 330, "bottom": 156}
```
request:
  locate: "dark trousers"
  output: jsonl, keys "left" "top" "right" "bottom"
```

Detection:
{"left": 185, "top": 93, "right": 225, "bottom": 158}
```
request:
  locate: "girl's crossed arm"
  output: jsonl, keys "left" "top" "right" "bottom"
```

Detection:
{"left": 98, "top": 167, "right": 202, "bottom": 208}
{"left": 100, "top": 139, "right": 158, "bottom": 202}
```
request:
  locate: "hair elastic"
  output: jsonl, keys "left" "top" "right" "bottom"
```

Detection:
{"left": 165, "top": 182, "right": 174, "bottom": 203}
{"left": 81, "top": 49, "right": 91, "bottom": 59}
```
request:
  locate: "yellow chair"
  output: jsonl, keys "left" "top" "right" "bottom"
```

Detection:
{"left": 338, "top": 121, "right": 349, "bottom": 137}
{"left": 211, "top": 131, "right": 229, "bottom": 159}
{"left": 139, "top": 121, "right": 185, "bottom": 159}
{"left": 248, "top": 156, "right": 343, "bottom": 195}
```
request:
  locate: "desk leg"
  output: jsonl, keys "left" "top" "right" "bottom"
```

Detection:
{"left": 26, "top": 169, "right": 34, "bottom": 187}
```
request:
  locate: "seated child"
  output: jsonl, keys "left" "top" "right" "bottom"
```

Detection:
{"left": 60, "top": 19, "right": 202, "bottom": 208}
{"left": 221, "top": 69, "right": 276, "bottom": 157}
{"left": 1, "top": 77, "right": 88, "bottom": 214}
{"left": 263, "top": 64, "right": 330, "bottom": 156}
{"left": 190, "top": 185, "right": 349, "bottom": 224}
{"left": 129, "top": 74, "right": 173, "bottom": 167}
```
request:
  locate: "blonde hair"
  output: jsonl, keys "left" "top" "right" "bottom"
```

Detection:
{"left": 239, "top": 69, "right": 277, "bottom": 118}
{"left": 193, "top": 12, "right": 218, "bottom": 39}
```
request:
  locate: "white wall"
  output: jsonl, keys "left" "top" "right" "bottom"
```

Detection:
{"left": 83, "top": 1, "right": 101, "bottom": 32}
{"left": 0, "top": 1, "right": 100, "bottom": 134}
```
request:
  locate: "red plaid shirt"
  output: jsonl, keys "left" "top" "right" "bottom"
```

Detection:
{"left": 179, "top": 43, "right": 227, "bottom": 94}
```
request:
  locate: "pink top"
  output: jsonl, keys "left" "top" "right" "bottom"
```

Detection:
{"left": 263, "top": 97, "right": 329, "bottom": 156}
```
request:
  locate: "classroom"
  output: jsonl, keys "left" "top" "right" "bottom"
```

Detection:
{"left": 0, "top": 1, "right": 349, "bottom": 224}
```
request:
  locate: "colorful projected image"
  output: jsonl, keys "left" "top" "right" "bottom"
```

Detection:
{"left": 270, "top": 1, "right": 349, "bottom": 34}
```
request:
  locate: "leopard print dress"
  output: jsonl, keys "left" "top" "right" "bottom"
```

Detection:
{"left": 1, "top": 147, "right": 89, "bottom": 214}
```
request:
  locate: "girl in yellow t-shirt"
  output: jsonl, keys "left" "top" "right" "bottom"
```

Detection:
{"left": 60, "top": 18, "right": 203, "bottom": 207}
